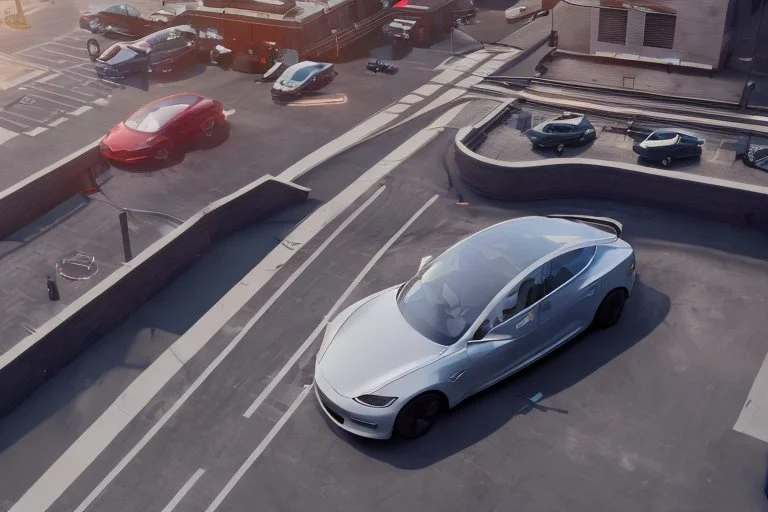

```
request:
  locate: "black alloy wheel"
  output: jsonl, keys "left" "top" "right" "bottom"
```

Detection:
{"left": 394, "top": 393, "right": 442, "bottom": 439}
{"left": 593, "top": 289, "right": 627, "bottom": 328}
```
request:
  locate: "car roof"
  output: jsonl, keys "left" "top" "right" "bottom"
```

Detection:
{"left": 455, "top": 216, "right": 616, "bottom": 280}
{"left": 651, "top": 127, "right": 700, "bottom": 138}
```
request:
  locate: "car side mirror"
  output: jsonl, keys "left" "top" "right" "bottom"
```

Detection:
{"left": 419, "top": 255, "right": 433, "bottom": 271}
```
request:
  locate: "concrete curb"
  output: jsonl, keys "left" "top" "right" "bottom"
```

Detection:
{"left": 454, "top": 101, "right": 768, "bottom": 232}
{"left": 0, "top": 174, "right": 310, "bottom": 418}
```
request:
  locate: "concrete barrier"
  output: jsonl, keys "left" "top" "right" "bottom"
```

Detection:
{"left": 0, "top": 138, "right": 106, "bottom": 239}
{"left": 455, "top": 102, "right": 768, "bottom": 233}
{"left": 0, "top": 174, "right": 310, "bottom": 417}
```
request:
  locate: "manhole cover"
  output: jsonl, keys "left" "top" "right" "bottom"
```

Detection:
{"left": 56, "top": 251, "right": 99, "bottom": 280}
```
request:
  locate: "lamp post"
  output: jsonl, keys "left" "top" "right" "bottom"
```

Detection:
{"left": 5, "top": 0, "right": 31, "bottom": 29}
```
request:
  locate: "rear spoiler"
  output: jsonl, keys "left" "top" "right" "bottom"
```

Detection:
{"left": 546, "top": 214, "right": 622, "bottom": 238}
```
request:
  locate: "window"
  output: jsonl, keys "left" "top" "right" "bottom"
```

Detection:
{"left": 545, "top": 247, "right": 596, "bottom": 293}
{"left": 125, "top": 5, "right": 140, "bottom": 16}
{"left": 643, "top": 13, "right": 676, "bottom": 49}
{"left": 597, "top": 8, "right": 628, "bottom": 45}
{"left": 476, "top": 265, "right": 548, "bottom": 339}
{"left": 104, "top": 5, "right": 124, "bottom": 13}
{"left": 543, "top": 124, "right": 571, "bottom": 134}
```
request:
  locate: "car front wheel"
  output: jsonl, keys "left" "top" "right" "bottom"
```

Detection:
{"left": 394, "top": 392, "right": 442, "bottom": 439}
{"left": 661, "top": 155, "right": 672, "bottom": 167}
{"left": 556, "top": 143, "right": 565, "bottom": 154}
{"left": 593, "top": 288, "right": 627, "bottom": 328}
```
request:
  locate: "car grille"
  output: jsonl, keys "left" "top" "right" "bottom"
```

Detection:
{"left": 317, "top": 388, "right": 344, "bottom": 425}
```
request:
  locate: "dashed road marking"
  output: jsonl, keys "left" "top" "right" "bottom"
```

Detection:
{"left": 70, "top": 105, "right": 93, "bottom": 116}
{"left": 223, "top": 108, "right": 235, "bottom": 118}
{"left": 161, "top": 469, "right": 205, "bottom": 512}
{"left": 0, "top": 127, "right": 18, "bottom": 144}
{"left": 24, "top": 127, "right": 47, "bottom": 137}
{"left": 48, "top": 117, "right": 69, "bottom": 127}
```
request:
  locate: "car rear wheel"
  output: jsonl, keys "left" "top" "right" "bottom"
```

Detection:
{"left": 661, "top": 155, "right": 672, "bottom": 167}
{"left": 593, "top": 288, "right": 627, "bottom": 329}
{"left": 394, "top": 392, "right": 442, "bottom": 439}
{"left": 556, "top": 143, "right": 565, "bottom": 154}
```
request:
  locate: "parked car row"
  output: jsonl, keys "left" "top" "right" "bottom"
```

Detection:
{"left": 524, "top": 112, "right": 706, "bottom": 168}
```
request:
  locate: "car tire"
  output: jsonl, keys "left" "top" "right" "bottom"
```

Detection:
{"left": 556, "top": 143, "right": 565, "bottom": 155}
{"left": 593, "top": 288, "right": 627, "bottom": 329}
{"left": 154, "top": 146, "right": 172, "bottom": 161}
{"left": 394, "top": 392, "right": 443, "bottom": 439}
{"left": 661, "top": 155, "right": 672, "bottom": 167}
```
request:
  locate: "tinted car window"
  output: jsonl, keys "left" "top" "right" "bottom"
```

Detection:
{"left": 480, "top": 265, "right": 547, "bottom": 338}
{"left": 290, "top": 65, "right": 323, "bottom": 82}
{"left": 125, "top": 5, "right": 140, "bottom": 16}
{"left": 104, "top": 5, "right": 124, "bottom": 13}
{"left": 545, "top": 246, "right": 596, "bottom": 293}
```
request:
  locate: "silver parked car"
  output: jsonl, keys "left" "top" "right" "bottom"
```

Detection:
{"left": 314, "top": 215, "right": 637, "bottom": 440}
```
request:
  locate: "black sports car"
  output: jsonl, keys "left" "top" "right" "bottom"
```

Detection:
{"left": 93, "top": 25, "right": 199, "bottom": 80}
{"left": 525, "top": 112, "right": 597, "bottom": 154}
{"left": 743, "top": 137, "right": 768, "bottom": 172}
{"left": 632, "top": 128, "right": 705, "bottom": 167}
{"left": 271, "top": 61, "right": 338, "bottom": 102}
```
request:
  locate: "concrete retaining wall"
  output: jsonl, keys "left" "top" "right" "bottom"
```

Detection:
{"left": 0, "top": 139, "right": 106, "bottom": 240}
{"left": 455, "top": 102, "right": 768, "bottom": 233}
{"left": 0, "top": 175, "right": 310, "bottom": 417}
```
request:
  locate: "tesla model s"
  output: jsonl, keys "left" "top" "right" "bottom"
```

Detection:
{"left": 100, "top": 93, "right": 225, "bottom": 164}
{"left": 632, "top": 128, "right": 705, "bottom": 167}
{"left": 314, "top": 215, "right": 636, "bottom": 440}
{"left": 525, "top": 112, "right": 597, "bottom": 154}
{"left": 271, "top": 61, "right": 338, "bottom": 102}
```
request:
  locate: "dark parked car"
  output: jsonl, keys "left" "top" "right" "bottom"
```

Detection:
{"left": 271, "top": 61, "right": 338, "bottom": 102}
{"left": 743, "top": 137, "right": 768, "bottom": 172}
{"left": 79, "top": 2, "right": 190, "bottom": 37}
{"left": 525, "top": 112, "right": 597, "bottom": 154}
{"left": 93, "top": 25, "right": 199, "bottom": 80}
{"left": 632, "top": 128, "right": 705, "bottom": 167}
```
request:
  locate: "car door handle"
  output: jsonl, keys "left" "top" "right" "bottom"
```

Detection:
{"left": 581, "top": 286, "right": 597, "bottom": 300}
{"left": 540, "top": 301, "right": 551, "bottom": 312}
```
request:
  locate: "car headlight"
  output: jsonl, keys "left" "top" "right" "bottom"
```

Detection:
{"left": 354, "top": 395, "right": 397, "bottom": 407}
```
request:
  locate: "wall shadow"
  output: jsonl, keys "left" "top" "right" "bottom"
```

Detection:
{"left": 344, "top": 279, "right": 669, "bottom": 469}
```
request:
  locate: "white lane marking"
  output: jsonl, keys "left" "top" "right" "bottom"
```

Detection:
{"left": 48, "top": 117, "right": 69, "bottom": 127}
{"left": 70, "top": 105, "right": 93, "bottom": 116}
{"left": 24, "top": 127, "right": 47, "bottom": 137}
{"left": 431, "top": 68, "right": 464, "bottom": 84}
{"left": 243, "top": 193, "right": 440, "bottom": 418}
{"left": 92, "top": 98, "right": 109, "bottom": 106}
{"left": 40, "top": 47, "right": 92, "bottom": 62}
{"left": 386, "top": 104, "right": 410, "bottom": 114}
{"left": 734, "top": 352, "right": 768, "bottom": 443}
{"left": 455, "top": 75, "right": 485, "bottom": 89}
{"left": 0, "top": 114, "right": 28, "bottom": 128}
{"left": 0, "top": 127, "right": 18, "bottom": 144}
{"left": 58, "top": 187, "right": 387, "bottom": 512}
{"left": 50, "top": 41, "right": 89, "bottom": 52}
{"left": 223, "top": 109, "right": 235, "bottom": 118}
{"left": 399, "top": 94, "right": 423, "bottom": 105}
{"left": 7, "top": 76, "right": 475, "bottom": 512}
{"left": 412, "top": 83, "right": 441, "bottom": 96}
{"left": 206, "top": 386, "right": 312, "bottom": 512}
{"left": 17, "top": 53, "right": 66, "bottom": 66}
{"left": 35, "top": 72, "right": 61, "bottom": 84}
{"left": 11, "top": 30, "right": 83, "bottom": 55}
{"left": 160, "top": 468, "right": 205, "bottom": 512}
{"left": 25, "top": 85, "right": 89, "bottom": 104}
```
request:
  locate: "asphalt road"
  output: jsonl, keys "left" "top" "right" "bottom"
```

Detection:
{"left": 4, "top": 105, "right": 768, "bottom": 512}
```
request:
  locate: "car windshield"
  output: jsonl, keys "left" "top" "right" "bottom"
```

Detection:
{"left": 289, "top": 65, "right": 322, "bottom": 82}
{"left": 124, "top": 96, "right": 197, "bottom": 132}
{"left": 396, "top": 220, "right": 567, "bottom": 345}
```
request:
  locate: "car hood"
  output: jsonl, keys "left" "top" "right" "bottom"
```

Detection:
{"left": 318, "top": 288, "right": 445, "bottom": 398}
{"left": 272, "top": 79, "right": 302, "bottom": 92}
{"left": 103, "top": 123, "right": 153, "bottom": 151}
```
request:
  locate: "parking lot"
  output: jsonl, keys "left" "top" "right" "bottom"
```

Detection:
{"left": 4, "top": 122, "right": 768, "bottom": 512}
{"left": 475, "top": 105, "right": 768, "bottom": 186}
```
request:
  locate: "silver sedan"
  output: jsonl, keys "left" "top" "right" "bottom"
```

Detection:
{"left": 314, "top": 214, "right": 637, "bottom": 440}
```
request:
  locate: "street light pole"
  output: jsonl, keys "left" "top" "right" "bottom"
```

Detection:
{"left": 5, "top": 0, "right": 30, "bottom": 29}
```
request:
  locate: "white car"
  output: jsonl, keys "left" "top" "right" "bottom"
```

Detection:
{"left": 505, "top": 5, "right": 527, "bottom": 22}
{"left": 314, "top": 215, "right": 636, "bottom": 440}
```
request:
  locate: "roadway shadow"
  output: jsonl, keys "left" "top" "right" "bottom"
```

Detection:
{"left": 342, "top": 279, "right": 669, "bottom": 468}
{"left": 529, "top": 139, "right": 597, "bottom": 159}
{"left": 0, "top": 199, "right": 320, "bottom": 457}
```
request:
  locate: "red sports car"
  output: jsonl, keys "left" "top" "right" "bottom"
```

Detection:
{"left": 100, "top": 93, "right": 225, "bottom": 164}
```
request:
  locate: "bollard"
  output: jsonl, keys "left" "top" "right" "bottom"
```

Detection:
{"left": 119, "top": 211, "right": 133, "bottom": 262}
{"left": 47, "top": 275, "right": 60, "bottom": 301}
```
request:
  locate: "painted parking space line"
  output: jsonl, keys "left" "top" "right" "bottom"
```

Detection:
{"left": 70, "top": 105, "right": 93, "bottom": 116}
{"left": 160, "top": 469, "right": 205, "bottom": 512}
{"left": 23, "top": 127, "right": 47, "bottom": 137}
{"left": 0, "top": 113, "right": 29, "bottom": 129}
{"left": 0, "top": 126, "right": 18, "bottom": 145}
{"left": 242, "top": 193, "right": 440, "bottom": 419}
{"left": 25, "top": 84, "right": 91, "bottom": 103}
{"left": 734, "top": 351, "right": 768, "bottom": 444}
{"left": 50, "top": 41, "right": 90, "bottom": 52}
{"left": 40, "top": 47, "right": 93, "bottom": 62}
{"left": 206, "top": 386, "right": 313, "bottom": 512}
{"left": 48, "top": 116, "right": 69, "bottom": 127}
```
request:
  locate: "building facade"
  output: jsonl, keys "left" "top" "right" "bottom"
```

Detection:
{"left": 553, "top": 0, "right": 755, "bottom": 71}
